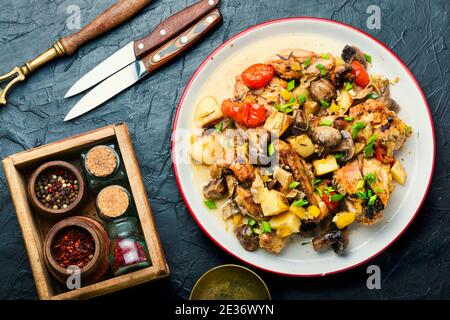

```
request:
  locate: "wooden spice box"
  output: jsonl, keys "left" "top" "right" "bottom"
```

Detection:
{"left": 2, "top": 123, "right": 169, "bottom": 299}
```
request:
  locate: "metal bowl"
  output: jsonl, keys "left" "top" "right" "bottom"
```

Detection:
{"left": 189, "top": 264, "right": 271, "bottom": 300}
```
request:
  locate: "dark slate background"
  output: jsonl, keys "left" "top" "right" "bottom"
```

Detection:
{"left": 0, "top": 0, "right": 448, "bottom": 300}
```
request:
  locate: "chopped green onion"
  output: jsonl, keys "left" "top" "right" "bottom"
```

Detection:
{"left": 344, "top": 116, "right": 354, "bottom": 122}
{"left": 293, "top": 199, "right": 309, "bottom": 207}
{"left": 321, "top": 53, "right": 330, "bottom": 59}
{"left": 304, "top": 58, "right": 311, "bottom": 67}
{"left": 275, "top": 101, "right": 296, "bottom": 113}
{"left": 334, "top": 153, "right": 344, "bottom": 160}
{"left": 368, "top": 194, "right": 378, "bottom": 206}
{"left": 215, "top": 122, "right": 223, "bottom": 132}
{"left": 268, "top": 142, "right": 275, "bottom": 156}
{"left": 320, "top": 119, "right": 333, "bottom": 126}
{"left": 356, "top": 191, "right": 368, "bottom": 200}
{"left": 364, "top": 135, "right": 377, "bottom": 157}
{"left": 315, "top": 188, "right": 323, "bottom": 197}
{"left": 204, "top": 199, "right": 217, "bottom": 209}
{"left": 330, "top": 194, "right": 344, "bottom": 202}
{"left": 248, "top": 219, "right": 256, "bottom": 226}
{"left": 364, "top": 173, "right": 377, "bottom": 184}
{"left": 375, "top": 187, "right": 384, "bottom": 193}
{"left": 298, "top": 93, "right": 307, "bottom": 103}
{"left": 367, "top": 189, "right": 373, "bottom": 197}
{"left": 356, "top": 179, "right": 365, "bottom": 190}
{"left": 345, "top": 82, "right": 354, "bottom": 91}
{"left": 253, "top": 228, "right": 261, "bottom": 234}
{"left": 312, "top": 179, "right": 323, "bottom": 186}
{"left": 289, "top": 181, "right": 300, "bottom": 189}
{"left": 261, "top": 221, "right": 272, "bottom": 233}
{"left": 351, "top": 122, "right": 366, "bottom": 139}
{"left": 321, "top": 99, "right": 330, "bottom": 108}
{"left": 324, "top": 186, "right": 335, "bottom": 194}
{"left": 316, "top": 63, "right": 326, "bottom": 76}
{"left": 364, "top": 53, "right": 372, "bottom": 63}
{"left": 287, "top": 79, "right": 295, "bottom": 91}
{"left": 366, "top": 92, "right": 379, "bottom": 99}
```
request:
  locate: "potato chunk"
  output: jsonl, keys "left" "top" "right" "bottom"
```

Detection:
{"left": 194, "top": 96, "right": 223, "bottom": 127}
{"left": 263, "top": 111, "right": 293, "bottom": 136}
{"left": 312, "top": 155, "right": 340, "bottom": 176}
{"left": 260, "top": 189, "right": 290, "bottom": 216}
{"left": 269, "top": 212, "right": 301, "bottom": 237}
{"left": 286, "top": 134, "right": 315, "bottom": 158}
{"left": 391, "top": 160, "right": 407, "bottom": 185}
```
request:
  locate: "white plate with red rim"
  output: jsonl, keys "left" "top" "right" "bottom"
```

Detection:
{"left": 172, "top": 17, "right": 435, "bottom": 276}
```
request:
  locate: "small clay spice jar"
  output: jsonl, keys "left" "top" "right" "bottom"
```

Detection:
{"left": 52, "top": 226, "right": 95, "bottom": 269}
{"left": 96, "top": 185, "right": 131, "bottom": 220}
{"left": 28, "top": 161, "right": 85, "bottom": 218}
{"left": 106, "top": 217, "right": 151, "bottom": 276}
{"left": 81, "top": 144, "right": 127, "bottom": 190}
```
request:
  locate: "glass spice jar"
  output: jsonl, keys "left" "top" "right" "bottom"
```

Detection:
{"left": 106, "top": 217, "right": 151, "bottom": 276}
{"left": 80, "top": 143, "right": 127, "bottom": 190}
{"left": 96, "top": 185, "right": 132, "bottom": 220}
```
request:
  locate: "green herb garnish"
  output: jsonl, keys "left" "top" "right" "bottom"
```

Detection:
{"left": 364, "top": 53, "right": 372, "bottom": 63}
{"left": 321, "top": 53, "right": 330, "bottom": 59}
{"left": 375, "top": 187, "right": 384, "bottom": 193}
{"left": 351, "top": 122, "right": 366, "bottom": 139}
{"left": 312, "top": 179, "right": 323, "bottom": 186}
{"left": 248, "top": 219, "right": 256, "bottom": 227}
{"left": 356, "top": 179, "right": 365, "bottom": 190}
{"left": 368, "top": 194, "right": 378, "bottom": 206}
{"left": 253, "top": 228, "right": 261, "bottom": 234}
{"left": 316, "top": 63, "right": 326, "bottom": 76}
{"left": 215, "top": 122, "right": 223, "bottom": 132}
{"left": 366, "top": 92, "right": 379, "bottom": 99}
{"left": 321, "top": 99, "right": 330, "bottom": 108}
{"left": 261, "top": 221, "right": 272, "bottom": 233}
{"left": 345, "top": 82, "right": 354, "bottom": 91}
{"left": 330, "top": 194, "right": 344, "bottom": 202}
{"left": 364, "top": 173, "right": 377, "bottom": 184}
{"left": 304, "top": 58, "right": 311, "bottom": 67}
{"left": 287, "top": 79, "right": 295, "bottom": 91}
{"left": 293, "top": 199, "right": 309, "bottom": 207}
{"left": 320, "top": 119, "right": 333, "bottom": 126}
{"left": 364, "top": 135, "right": 377, "bottom": 157}
{"left": 356, "top": 191, "right": 368, "bottom": 200}
{"left": 298, "top": 93, "right": 306, "bottom": 103}
{"left": 289, "top": 181, "right": 300, "bottom": 189}
{"left": 268, "top": 142, "right": 275, "bottom": 156}
{"left": 344, "top": 116, "right": 354, "bottom": 122}
{"left": 204, "top": 199, "right": 217, "bottom": 209}
{"left": 334, "top": 153, "right": 344, "bottom": 160}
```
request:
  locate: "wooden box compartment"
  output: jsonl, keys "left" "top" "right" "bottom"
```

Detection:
{"left": 2, "top": 123, "right": 169, "bottom": 300}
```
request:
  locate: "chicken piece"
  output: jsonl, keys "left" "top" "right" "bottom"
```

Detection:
{"left": 349, "top": 99, "right": 411, "bottom": 150}
{"left": 234, "top": 186, "right": 263, "bottom": 220}
{"left": 259, "top": 231, "right": 287, "bottom": 254}
{"left": 333, "top": 158, "right": 363, "bottom": 195}
{"left": 228, "top": 162, "right": 255, "bottom": 182}
{"left": 304, "top": 57, "right": 335, "bottom": 77}
{"left": 330, "top": 63, "right": 354, "bottom": 87}
{"left": 265, "top": 49, "right": 317, "bottom": 80}
{"left": 361, "top": 157, "right": 393, "bottom": 207}
{"left": 276, "top": 140, "right": 329, "bottom": 219}
{"left": 234, "top": 75, "right": 251, "bottom": 101}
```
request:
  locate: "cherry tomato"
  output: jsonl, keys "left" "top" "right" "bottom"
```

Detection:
{"left": 322, "top": 193, "right": 340, "bottom": 212}
{"left": 241, "top": 63, "right": 275, "bottom": 89}
{"left": 351, "top": 61, "right": 369, "bottom": 88}
{"left": 375, "top": 146, "right": 395, "bottom": 165}
{"left": 221, "top": 100, "right": 268, "bottom": 127}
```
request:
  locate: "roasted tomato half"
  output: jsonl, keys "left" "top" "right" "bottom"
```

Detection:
{"left": 221, "top": 99, "right": 268, "bottom": 127}
{"left": 351, "top": 61, "right": 369, "bottom": 88}
{"left": 241, "top": 63, "right": 275, "bottom": 89}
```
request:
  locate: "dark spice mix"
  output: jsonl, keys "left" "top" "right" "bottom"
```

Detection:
{"left": 52, "top": 226, "right": 95, "bottom": 269}
{"left": 35, "top": 168, "right": 79, "bottom": 210}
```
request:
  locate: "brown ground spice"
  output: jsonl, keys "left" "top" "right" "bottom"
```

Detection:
{"left": 97, "top": 185, "right": 129, "bottom": 218}
{"left": 85, "top": 145, "right": 117, "bottom": 177}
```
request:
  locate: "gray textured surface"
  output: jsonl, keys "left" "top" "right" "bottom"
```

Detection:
{"left": 0, "top": 0, "right": 448, "bottom": 300}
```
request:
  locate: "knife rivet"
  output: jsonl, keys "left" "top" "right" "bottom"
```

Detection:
{"left": 208, "top": 0, "right": 214, "bottom": 5}
{"left": 180, "top": 36, "right": 188, "bottom": 44}
{"left": 206, "top": 16, "right": 214, "bottom": 24}
{"left": 138, "top": 43, "right": 144, "bottom": 50}
{"left": 160, "top": 29, "right": 166, "bottom": 36}
{"left": 153, "top": 54, "right": 161, "bottom": 62}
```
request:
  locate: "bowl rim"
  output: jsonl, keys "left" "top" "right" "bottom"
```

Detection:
{"left": 171, "top": 17, "right": 436, "bottom": 277}
{"left": 28, "top": 160, "right": 85, "bottom": 216}
{"left": 44, "top": 216, "right": 103, "bottom": 276}
{"left": 189, "top": 264, "right": 271, "bottom": 300}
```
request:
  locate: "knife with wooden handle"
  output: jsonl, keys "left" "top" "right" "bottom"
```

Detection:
{"left": 0, "top": 0, "right": 151, "bottom": 105}
{"left": 64, "top": 9, "right": 222, "bottom": 121}
{"left": 65, "top": 0, "right": 220, "bottom": 98}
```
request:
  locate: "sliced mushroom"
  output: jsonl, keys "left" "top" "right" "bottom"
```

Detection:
{"left": 310, "top": 78, "right": 336, "bottom": 102}
{"left": 332, "top": 130, "right": 355, "bottom": 161}
{"left": 312, "top": 229, "right": 349, "bottom": 254}
{"left": 225, "top": 175, "right": 238, "bottom": 198}
{"left": 292, "top": 109, "right": 309, "bottom": 134}
{"left": 234, "top": 186, "right": 264, "bottom": 220}
{"left": 221, "top": 200, "right": 240, "bottom": 220}
{"left": 234, "top": 224, "right": 259, "bottom": 251}
{"left": 311, "top": 126, "right": 342, "bottom": 148}
{"left": 203, "top": 178, "right": 228, "bottom": 200}
{"left": 341, "top": 45, "right": 367, "bottom": 68}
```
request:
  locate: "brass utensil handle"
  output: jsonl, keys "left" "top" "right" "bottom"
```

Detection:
{"left": 142, "top": 9, "right": 222, "bottom": 73}
{"left": 134, "top": 0, "right": 219, "bottom": 59}
{"left": 60, "top": 0, "right": 151, "bottom": 55}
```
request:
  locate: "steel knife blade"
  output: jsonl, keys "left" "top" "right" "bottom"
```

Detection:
{"left": 64, "top": 0, "right": 220, "bottom": 98}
